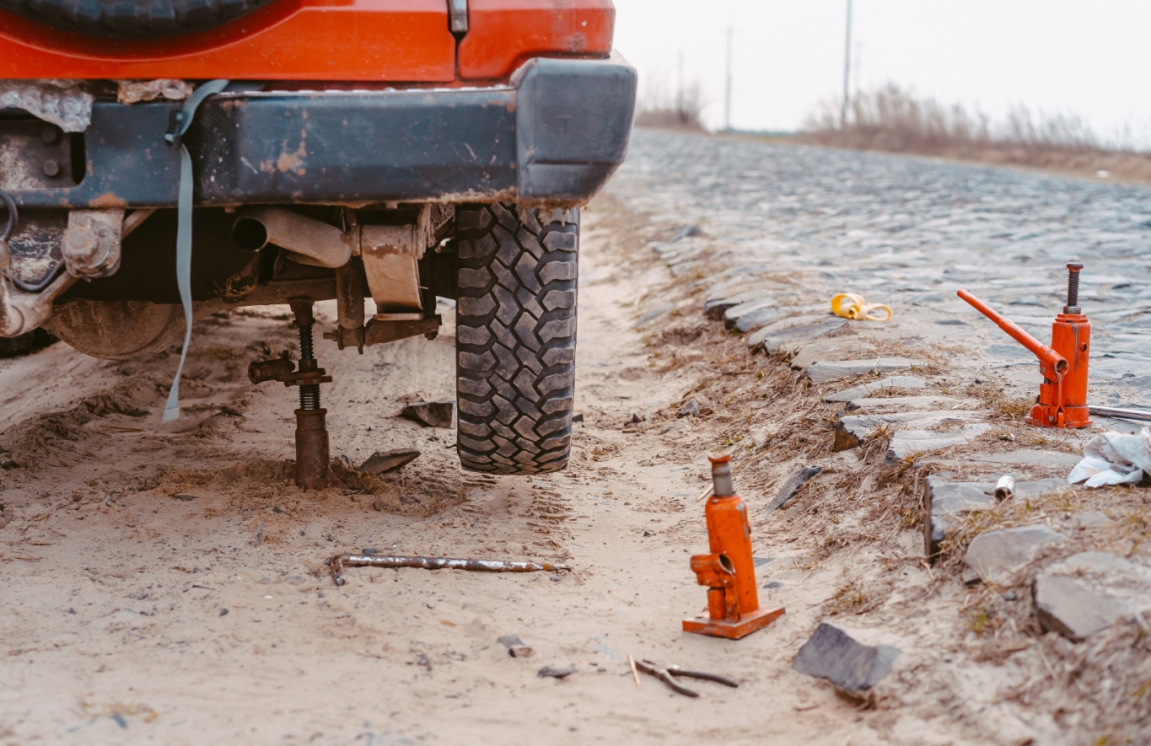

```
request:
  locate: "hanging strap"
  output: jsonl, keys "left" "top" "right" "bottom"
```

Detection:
{"left": 162, "top": 79, "right": 230, "bottom": 422}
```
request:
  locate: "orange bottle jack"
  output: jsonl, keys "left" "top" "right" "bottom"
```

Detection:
{"left": 683, "top": 455, "right": 785, "bottom": 639}
{"left": 958, "top": 262, "right": 1091, "bottom": 428}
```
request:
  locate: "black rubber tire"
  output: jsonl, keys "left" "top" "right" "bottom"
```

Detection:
{"left": 454, "top": 203, "right": 578, "bottom": 475}
{"left": 0, "top": 0, "right": 276, "bottom": 39}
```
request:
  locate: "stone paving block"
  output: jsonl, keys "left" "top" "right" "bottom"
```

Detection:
{"left": 1034, "top": 552, "right": 1151, "bottom": 640}
{"left": 791, "top": 623, "right": 900, "bottom": 694}
{"left": 722, "top": 297, "right": 776, "bottom": 328}
{"left": 834, "top": 411, "right": 986, "bottom": 452}
{"left": 845, "top": 395, "right": 971, "bottom": 412}
{"left": 763, "top": 466, "right": 822, "bottom": 512}
{"left": 789, "top": 340, "right": 879, "bottom": 372}
{"left": 965, "top": 449, "right": 1081, "bottom": 468}
{"left": 704, "top": 288, "right": 773, "bottom": 320}
{"left": 745, "top": 314, "right": 829, "bottom": 350}
{"left": 887, "top": 423, "right": 993, "bottom": 460}
{"left": 630, "top": 305, "right": 674, "bottom": 330}
{"left": 734, "top": 307, "right": 790, "bottom": 333}
{"left": 807, "top": 357, "right": 922, "bottom": 385}
{"left": 964, "top": 525, "right": 1065, "bottom": 585}
{"left": 823, "top": 376, "right": 928, "bottom": 402}
{"left": 924, "top": 477, "right": 997, "bottom": 559}
{"left": 758, "top": 319, "right": 848, "bottom": 354}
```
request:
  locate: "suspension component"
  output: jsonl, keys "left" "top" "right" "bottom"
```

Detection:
{"left": 247, "top": 297, "right": 334, "bottom": 490}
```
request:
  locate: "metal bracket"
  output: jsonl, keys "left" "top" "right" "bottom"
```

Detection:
{"left": 448, "top": 0, "right": 468, "bottom": 34}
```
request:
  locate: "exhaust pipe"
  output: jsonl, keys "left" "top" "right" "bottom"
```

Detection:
{"left": 232, "top": 207, "right": 353, "bottom": 269}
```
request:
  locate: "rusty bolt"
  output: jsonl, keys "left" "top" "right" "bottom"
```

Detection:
{"left": 42, "top": 159, "right": 60, "bottom": 177}
{"left": 63, "top": 224, "right": 100, "bottom": 265}
{"left": 40, "top": 127, "right": 58, "bottom": 144}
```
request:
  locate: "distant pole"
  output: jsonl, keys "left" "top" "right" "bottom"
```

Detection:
{"left": 677, "top": 51, "right": 684, "bottom": 120}
{"left": 724, "top": 26, "right": 733, "bottom": 132}
{"left": 841, "top": 0, "right": 852, "bottom": 128}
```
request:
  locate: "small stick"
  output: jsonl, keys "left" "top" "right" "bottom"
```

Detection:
{"left": 329, "top": 554, "right": 570, "bottom": 586}
{"left": 628, "top": 653, "right": 642, "bottom": 690}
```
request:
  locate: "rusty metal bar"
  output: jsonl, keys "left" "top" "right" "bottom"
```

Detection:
{"left": 330, "top": 554, "right": 571, "bottom": 586}
{"left": 957, "top": 289, "right": 1068, "bottom": 374}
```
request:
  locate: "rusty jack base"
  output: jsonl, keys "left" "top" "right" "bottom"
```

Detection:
{"left": 248, "top": 298, "right": 333, "bottom": 490}
{"left": 684, "top": 455, "right": 784, "bottom": 640}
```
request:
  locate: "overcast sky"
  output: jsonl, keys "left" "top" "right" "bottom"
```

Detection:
{"left": 614, "top": 0, "right": 1151, "bottom": 143}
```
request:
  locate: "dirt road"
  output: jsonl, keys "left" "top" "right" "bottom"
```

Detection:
{"left": 0, "top": 198, "right": 896, "bottom": 745}
{"left": 4, "top": 132, "right": 1150, "bottom": 745}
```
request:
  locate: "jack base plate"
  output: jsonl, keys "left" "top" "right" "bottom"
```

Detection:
{"left": 682, "top": 606, "right": 785, "bottom": 639}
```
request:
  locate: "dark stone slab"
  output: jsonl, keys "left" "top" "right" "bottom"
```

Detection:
{"left": 791, "top": 623, "right": 900, "bottom": 693}
{"left": 763, "top": 466, "right": 822, "bottom": 512}
{"left": 359, "top": 449, "right": 421, "bottom": 475}
{"left": 401, "top": 399, "right": 455, "bottom": 429}
{"left": 1033, "top": 552, "right": 1151, "bottom": 640}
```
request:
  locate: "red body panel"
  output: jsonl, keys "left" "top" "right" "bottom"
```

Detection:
{"left": 459, "top": 0, "right": 614, "bottom": 80}
{"left": 0, "top": 0, "right": 457, "bottom": 81}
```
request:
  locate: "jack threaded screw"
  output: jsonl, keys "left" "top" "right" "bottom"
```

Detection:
{"left": 1066, "top": 262, "right": 1084, "bottom": 311}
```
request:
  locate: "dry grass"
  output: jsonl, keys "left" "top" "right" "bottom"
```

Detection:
{"left": 799, "top": 84, "right": 1151, "bottom": 182}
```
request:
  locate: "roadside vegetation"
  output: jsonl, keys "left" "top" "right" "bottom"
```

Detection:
{"left": 799, "top": 83, "right": 1151, "bottom": 182}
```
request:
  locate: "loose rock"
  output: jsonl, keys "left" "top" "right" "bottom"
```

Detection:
{"left": 677, "top": 400, "right": 700, "bottom": 419}
{"left": 823, "top": 376, "right": 927, "bottom": 403}
{"left": 497, "top": 635, "right": 534, "bottom": 658}
{"left": 358, "top": 449, "right": 421, "bottom": 475}
{"left": 1034, "top": 552, "right": 1151, "bottom": 640}
{"left": 791, "top": 623, "right": 900, "bottom": 693}
{"left": 537, "top": 665, "right": 574, "bottom": 679}
{"left": 763, "top": 466, "right": 822, "bottom": 512}
{"left": 964, "top": 525, "right": 1065, "bottom": 585}
{"left": 400, "top": 400, "right": 455, "bottom": 429}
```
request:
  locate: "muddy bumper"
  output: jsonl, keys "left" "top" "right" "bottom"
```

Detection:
{"left": 4, "top": 56, "right": 637, "bottom": 209}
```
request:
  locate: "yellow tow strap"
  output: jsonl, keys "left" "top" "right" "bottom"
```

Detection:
{"left": 831, "top": 293, "right": 892, "bottom": 321}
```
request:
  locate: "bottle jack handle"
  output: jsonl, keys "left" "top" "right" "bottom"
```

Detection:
{"left": 956, "top": 289, "right": 1068, "bottom": 377}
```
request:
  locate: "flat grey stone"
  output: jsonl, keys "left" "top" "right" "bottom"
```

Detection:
{"left": 964, "top": 525, "right": 1065, "bottom": 585}
{"left": 763, "top": 466, "right": 822, "bottom": 512}
{"left": 924, "top": 477, "right": 996, "bottom": 559}
{"left": 1034, "top": 552, "right": 1151, "bottom": 640}
{"left": 704, "top": 289, "right": 773, "bottom": 320}
{"left": 1012, "top": 478, "right": 1068, "bottom": 500}
{"left": 735, "top": 307, "right": 790, "bottom": 333}
{"left": 722, "top": 297, "right": 776, "bottom": 328}
{"left": 845, "top": 395, "right": 970, "bottom": 412}
{"left": 965, "top": 450, "right": 1081, "bottom": 468}
{"left": 497, "top": 635, "right": 534, "bottom": 658}
{"left": 789, "top": 340, "right": 878, "bottom": 372}
{"left": 834, "top": 410, "right": 986, "bottom": 452}
{"left": 677, "top": 399, "right": 700, "bottom": 418}
{"left": 359, "top": 449, "right": 420, "bottom": 475}
{"left": 887, "top": 423, "right": 993, "bottom": 460}
{"left": 537, "top": 665, "right": 574, "bottom": 679}
{"left": 758, "top": 318, "right": 847, "bottom": 354}
{"left": 807, "top": 357, "right": 922, "bottom": 385}
{"left": 401, "top": 400, "right": 455, "bottom": 429}
{"left": 823, "top": 376, "right": 927, "bottom": 402}
{"left": 791, "top": 623, "right": 900, "bottom": 693}
{"left": 745, "top": 314, "right": 829, "bottom": 350}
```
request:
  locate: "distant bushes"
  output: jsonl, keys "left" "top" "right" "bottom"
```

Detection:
{"left": 634, "top": 76, "right": 706, "bottom": 131}
{"left": 800, "top": 84, "right": 1151, "bottom": 181}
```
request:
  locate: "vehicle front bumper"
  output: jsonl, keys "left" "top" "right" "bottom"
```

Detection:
{"left": 5, "top": 55, "right": 637, "bottom": 209}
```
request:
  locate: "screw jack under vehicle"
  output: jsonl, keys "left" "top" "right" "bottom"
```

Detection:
{"left": 247, "top": 297, "right": 333, "bottom": 490}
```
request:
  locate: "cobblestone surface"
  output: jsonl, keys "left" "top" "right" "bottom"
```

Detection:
{"left": 610, "top": 129, "right": 1151, "bottom": 406}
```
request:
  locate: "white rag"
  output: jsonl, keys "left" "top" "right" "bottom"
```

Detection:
{"left": 1068, "top": 427, "right": 1151, "bottom": 487}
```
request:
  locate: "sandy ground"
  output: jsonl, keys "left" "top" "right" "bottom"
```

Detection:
{"left": 3, "top": 190, "right": 1126, "bottom": 745}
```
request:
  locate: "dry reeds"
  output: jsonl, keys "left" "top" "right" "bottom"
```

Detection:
{"left": 800, "top": 83, "right": 1151, "bottom": 182}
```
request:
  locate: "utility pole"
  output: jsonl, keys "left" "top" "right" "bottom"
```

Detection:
{"left": 724, "top": 26, "right": 733, "bottom": 132}
{"left": 841, "top": 0, "right": 852, "bottom": 129}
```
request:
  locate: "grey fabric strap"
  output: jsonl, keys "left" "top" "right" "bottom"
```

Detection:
{"left": 163, "top": 79, "right": 230, "bottom": 422}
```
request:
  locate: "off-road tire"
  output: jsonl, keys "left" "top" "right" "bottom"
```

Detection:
{"left": 0, "top": 0, "right": 275, "bottom": 39}
{"left": 454, "top": 203, "right": 578, "bottom": 474}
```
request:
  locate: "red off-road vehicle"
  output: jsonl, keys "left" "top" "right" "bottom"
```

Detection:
{"left": 0, "top": 0, "right": 635, "bottom": 479}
